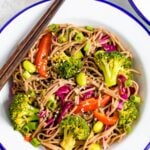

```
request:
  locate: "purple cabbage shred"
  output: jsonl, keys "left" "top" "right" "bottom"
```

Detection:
{"left": 117, "top": 100, "right": 124, "bottom": 110}
{"left": 118, "top": 74, "right": 129, "bottom": 100}
{"left": 38, "top": 110, "right": 47, "bottom": 118}
{"left": 99, "top": 34, "right": 117, "bottom": 52}
{"left": 55, "top": 101, "right": 73, "bottom": 124}
{"left": 102, "top": 43, "right": 117, "bottom": 52}
{"left": 81, "top": 90, "right": 94, "bottom": 100}
{"left": 55, "top": 84, "right": 72, "bottom": 105}
{"left": 45, "top": 118, "right": 55, "bottom": 127}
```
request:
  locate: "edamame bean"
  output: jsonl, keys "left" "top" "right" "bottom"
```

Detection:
{"left": 74, "top": 32, "right": 84, "bottom": 41}
{"left": 23, "top": 60, "right": 36, "bottom": 73}
{"left": 22, "top": 71, "right": 31, "bottom": 79}
{"left": 84, "top": 41, "right": 91, "bottom": 54}
{"left": 93, "top": 121, "right": 104, "bottom": 133}
{"left": 76, "top": 72, "right": 87, "bottom": 86}
{"left": 85, "top": 26, "right": 94, "bottom": 31}
{"left": 89, "top": 143, "right": 102, "bottom": 150}
{"left": 72, "top": 50, "right": 83, "bottom": 59}
{"left": 31, "top": 138, "right": 41, "bottom": 147}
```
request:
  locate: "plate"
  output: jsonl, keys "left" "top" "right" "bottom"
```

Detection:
{"left": 129, "top": 0, "right": 150, "bottom": 25}
{"left": 0, "top": 0, "right": 150, "bottom": 149}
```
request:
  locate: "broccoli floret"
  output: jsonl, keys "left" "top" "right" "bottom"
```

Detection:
{"left": 52, "top": 52, "right": 69, "bottom": 64}
{"left": 118, "top": 95, "right": 141, "bottom": 133}
{"left": 9, "top": 93, "right": 39, "bottom": 132}
{"left": 52, "top": 52, "right": 83, "bottom": 79}
{"left": 60, "top": 115, "right": 90, "bottom": 150}
{"left": 58, "top": 57, "right": 83, "bottom": 79}
{"left": 94, "top": 50, "right": 132, "bottom": 87}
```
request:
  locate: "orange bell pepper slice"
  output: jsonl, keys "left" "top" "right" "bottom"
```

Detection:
{"left": 74, "top": 95, "right": 112, "bottom": 113}
{"left": 93, "top": 111, "right": 118, "bottom": 125}
{"left": 35, "top": 32, "right": 52, "bottom": 78}
{"left": 74, "top": 98, "right": 98, "bottom": 113}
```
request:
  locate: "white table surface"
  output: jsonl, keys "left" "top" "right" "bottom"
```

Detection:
{"left": 0, "top": 0, "right": 149, "bottom": 30}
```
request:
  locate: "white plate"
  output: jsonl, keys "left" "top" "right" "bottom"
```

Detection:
{"left": 129, "top": 0, "right": 150, "bottom": 25}
{"left": 0, "top": 0, "right": 150, "bottom": 149}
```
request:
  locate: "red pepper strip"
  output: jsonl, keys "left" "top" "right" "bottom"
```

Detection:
{"left": 74, "top": 95, "right": 112, "bottom": 113}
{"left": 24, "top": 135, "right": 31, "bottom": 142}
{"left": 74, "top": 98, "right": 98, "bottom": 113}
{"left": 100, "top": 95, "right": 111, "bottom": 107}
{"left": 35, "top": 32, "right": 52, "bottom": 77}
{"left": 93, "top": 111, "right": 118, "bottom": 125}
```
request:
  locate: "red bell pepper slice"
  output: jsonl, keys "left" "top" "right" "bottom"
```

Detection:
{"left": 74, "top": 95, "right": 111, "bottom": 113}
{"left": 74, "top": 98, "right": 98, "bottom": 113}
{"left": 100, "top": 95, "right": 111, "bottom": 107}
{"left": 35, "top": 32, "right": 52, "bottom": 77}
{"left": 93, "top": 111, "right": 118, "bottom": 125}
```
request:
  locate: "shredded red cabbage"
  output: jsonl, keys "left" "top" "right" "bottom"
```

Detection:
{"left": 129, "top": 87, "right": 136, "bottom": 95}
{"left": 81, "top": 90, "right": 95, "bottom": 100}
{"left": 119, "top": 84, "right": 128, "bottom": 99}
{"left": 117, "top": 100, "right": 124, "bottom": 110}
{"left": 38, "top": 110, "right": 47, "bottom": 118}
{"left": 102, "top": 43, "right": 117, "bottom": 52}
{"left": 99, "top": 34, "right": 110, "bottom": 45}
{"left": 99, "top": 35, "right": 117, "bottom": 52}
{"left": 79, "top": 85, "right": 95, "bottom": 101}
{"left": 45, "top": 118, "right": 55, "bottom": 127}
{"left": 55, "top": 85, "right": 73, "bottom": 124}
{"left": 55, "top": 101, "right": 73, "bottom": 124}
{"left": 118, "top": 75, "right": 129, "bottom": 100}
{"left": 55, "top": 84, "right": 71, "bottom": 105}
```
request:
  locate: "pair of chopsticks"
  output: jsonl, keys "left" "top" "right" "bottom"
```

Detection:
{"left": 0, "top": 0, "right": 65, "bottom": 91}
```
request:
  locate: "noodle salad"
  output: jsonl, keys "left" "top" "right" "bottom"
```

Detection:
{"left": 9, "top": 24, "right": 142, "bottom": 150}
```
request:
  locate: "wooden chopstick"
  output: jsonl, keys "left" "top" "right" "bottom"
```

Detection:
{"left": 0, "top": 0, "right": 65, "bottom": 91}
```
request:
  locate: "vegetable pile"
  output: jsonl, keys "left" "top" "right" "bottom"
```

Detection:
{"left": 9, "top": 24, "right": 142, "bottom": 150}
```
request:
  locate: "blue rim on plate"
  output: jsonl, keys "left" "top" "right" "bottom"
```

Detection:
{"left": 128, "top": 0, "right": 150, "bottom": 26}
{"left": 145, "top": 142, "right": 150, "bottom": 150}
{"left": 0, "top": 0, "right": 149, "bottom": 35}
{"left": 0, "top": 0, "right": 150, "bottom": 149}
{"left": 0, "top": 143, "right": 6, "bottom": 150}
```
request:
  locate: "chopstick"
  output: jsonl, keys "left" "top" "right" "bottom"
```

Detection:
{"left": 0, "top": 0, "right": 65, "bottom": 91}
